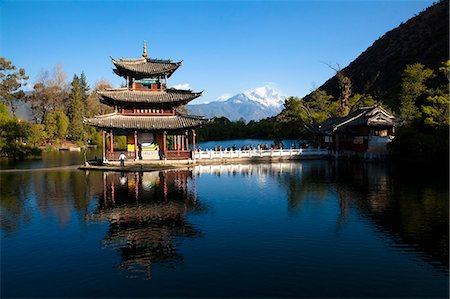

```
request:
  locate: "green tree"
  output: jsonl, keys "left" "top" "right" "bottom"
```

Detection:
{"left": 25, "top": 123, "right": 47, "bottom": 148}
{"left": 0, "top": 57, "right": 29, "bottom": 118}
{"left": 275, "top": 90, "right": 335, "bottom": 139}
{"left": 79, "top": 71, "right": 90, "bottom": 101}
{"left": 347, "top": 93, "right": 379, "bottom": 111}
{"left": 43, "top": 108, "right": 69, "bottom": 141}
{"left": 389, "top": 61, "right": 449, "bottom": 166}
{"left": 421, "top": 61, "right": 450, "bottom": 127}
{"left": 67, "top": 75, "right": 86, "bottom": 141}
{"left": 0, "top": 103, "right": 41, "bottom": 159}
{"left": 399, "top": 63, "right": 435, "bottom": 121}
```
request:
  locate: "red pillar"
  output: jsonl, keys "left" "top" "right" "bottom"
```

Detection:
{"left": 163, "top": 131, "right": 167, "bottom": 151}
{"left": 109, "top": 130, "right": 114, "bottom": 154}
{"left": 101, "top": 129, "right": 105, "bottom": 162}
{"left": 134, "top": 130, "right": 138, "bottom": 160}
{"left": 181, "top": 133, "right": 185, "bottom": 151}
{"left": 174, "top": 134, "right": 177, "bottom": 151}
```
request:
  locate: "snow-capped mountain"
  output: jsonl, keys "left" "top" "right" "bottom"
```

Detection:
{"left": 187, "top": 86, "right": 285, "bottom": 122}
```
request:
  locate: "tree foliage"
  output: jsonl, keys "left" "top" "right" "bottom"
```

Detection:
{"left": 0, "top": 103, "right": 42, "bottom": 159}
{"left": 399, "top": 63, "right": 435, "bottom": 121}
{"left": 389, "top": 60, "right": 450, "bottom": 165}
{"left": 197, "top": 116, "right": 276, "bottom": 142}
{"left": 68, "top": 75, "right": 86, "bottom": 141}
{"left": 274, "top": 90, "right": 335, "bottom": 139}
{"left": 43, "top": 108, "right": 69, "bottom": 141}
{"left": 0, "top": 57, "right": 29, "bottom": 118}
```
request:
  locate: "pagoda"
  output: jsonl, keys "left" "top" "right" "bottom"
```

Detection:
{"left": 85, "top": 42, "right": 207, "bottom": 161}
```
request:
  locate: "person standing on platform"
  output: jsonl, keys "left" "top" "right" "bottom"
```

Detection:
{"left": 119, "top": 152, "right": 126, "bottom": 167}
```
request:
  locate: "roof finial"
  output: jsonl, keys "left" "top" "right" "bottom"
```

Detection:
{"left": 143, "top": 40, "right": 148, "bottom": 58}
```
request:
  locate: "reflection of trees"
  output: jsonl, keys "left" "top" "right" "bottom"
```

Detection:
{"left": 195, "top": 162, "right": 332, "bottom": 214}
{"left": 195, "top": 162, "right": 448, "bottom": 271}
{"left": 88, "top": 170, "right": 205, "bottom": 279}
{"left": 0, "top": 170, "right": 97, "bottom": 234}
{"left": 332, "top": 162, "right": 449, "bottom": 270}
{"left": 277, "top": 162, "right": 331, "bottom": 214}
{"left": 0, "top": 173, "right": 32, "bottom": 235}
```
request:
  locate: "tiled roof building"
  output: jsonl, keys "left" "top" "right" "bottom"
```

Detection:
{"left": 84, "top": 41, "right": 207, "bottom": 161}
{"left": 315, "top": 106, "right": 402, "bottom": 158}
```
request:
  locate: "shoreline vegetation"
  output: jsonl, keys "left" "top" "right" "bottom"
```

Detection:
{"left": 1, "top": 54, "right": 448, "bottom": 165}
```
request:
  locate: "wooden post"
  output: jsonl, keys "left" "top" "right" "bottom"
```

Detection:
{"left": 162, "top": 131, "right": 167, "bottom": 160}
{"left": 163, "top": 131, "right": 167, "bottom": 150}
{"left": 185, "top": 130, "right": 189, "bottom": 152}
{"left": 101, "top": 129, "right": 106, "bottom": 162}
{"left": 134, "top": 131, "right": 138, "bottom": 160}
{"left": 109, "top": 130, "right": 114, "bottom": 154}
{"left": 174, "top": 134, "right": 177, "bottom": 151}
{"left": 181, "top": 133, "right": 185, "bottom": 151}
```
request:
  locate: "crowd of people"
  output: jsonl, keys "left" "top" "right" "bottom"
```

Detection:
{"left": 197, "top": 142, "right": 307, "bottom": 152}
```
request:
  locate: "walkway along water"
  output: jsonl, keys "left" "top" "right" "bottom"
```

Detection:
{"left": 78, "top": 148, "right": 330, "bottom": 172}
{"left": 193, "top": 148, "right": 329, "bottom": 160}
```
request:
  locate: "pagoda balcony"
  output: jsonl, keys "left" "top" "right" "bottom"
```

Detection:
{"left": 130, "top": 82, "right": 165, "bottom": 92}
{"left": 118, "top": 108, "right": 175, "bottom": 116}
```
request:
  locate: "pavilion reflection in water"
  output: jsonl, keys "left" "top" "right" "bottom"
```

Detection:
{"left": 88, "top": 170, "right": 204, "bottom": 279}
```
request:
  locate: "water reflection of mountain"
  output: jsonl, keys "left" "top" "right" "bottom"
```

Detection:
{"left": 195, "top": 162, "right": 448, "bottom": 271}
{"left": 88, "top": 170, "right": 205, "bottom": 279}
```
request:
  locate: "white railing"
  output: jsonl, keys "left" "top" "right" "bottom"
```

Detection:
{"left": 192, "top": 148, "right": 330, "bottom": 160}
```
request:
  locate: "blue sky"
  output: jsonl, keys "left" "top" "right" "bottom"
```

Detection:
{"left": 1, "top": 0, "right": 434, "bottom": 104}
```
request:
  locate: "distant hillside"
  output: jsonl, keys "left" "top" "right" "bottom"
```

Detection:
{"left": 305, "top": 0, "right": 449, "bottom": 109}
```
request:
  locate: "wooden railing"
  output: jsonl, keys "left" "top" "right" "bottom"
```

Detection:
{"left": 164, "top": 150, "right": 191, "bottom": 160}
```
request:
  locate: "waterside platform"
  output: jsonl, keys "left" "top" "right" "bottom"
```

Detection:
{"left": 79, "top": 148, "right": 330, "bottom": 172}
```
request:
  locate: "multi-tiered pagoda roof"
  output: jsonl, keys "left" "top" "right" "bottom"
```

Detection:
{"left": 85, "top": 41, "right": 207, "bottom": 131}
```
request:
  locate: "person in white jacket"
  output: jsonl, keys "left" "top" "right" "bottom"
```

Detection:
{"left": 119, "top": 152, "right": 126, "bottom": 167}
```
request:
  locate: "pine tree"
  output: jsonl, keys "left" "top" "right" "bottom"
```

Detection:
{"left": 68, "top": 75, "right": 86, "bottom": 142}
{"left": 0, "top": 57, "right": 29, "bottom": 118}
{"left": 79, "top": 71, "right": 90, "bottom": 102}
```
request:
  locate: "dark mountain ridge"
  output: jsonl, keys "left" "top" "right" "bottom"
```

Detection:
{"left": 305, "top": 0, "right": 449, "bottom": 109}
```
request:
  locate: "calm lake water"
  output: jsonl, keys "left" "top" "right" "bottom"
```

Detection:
{"left": 0, "top": 152, "right": 448, "bottom": 298}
